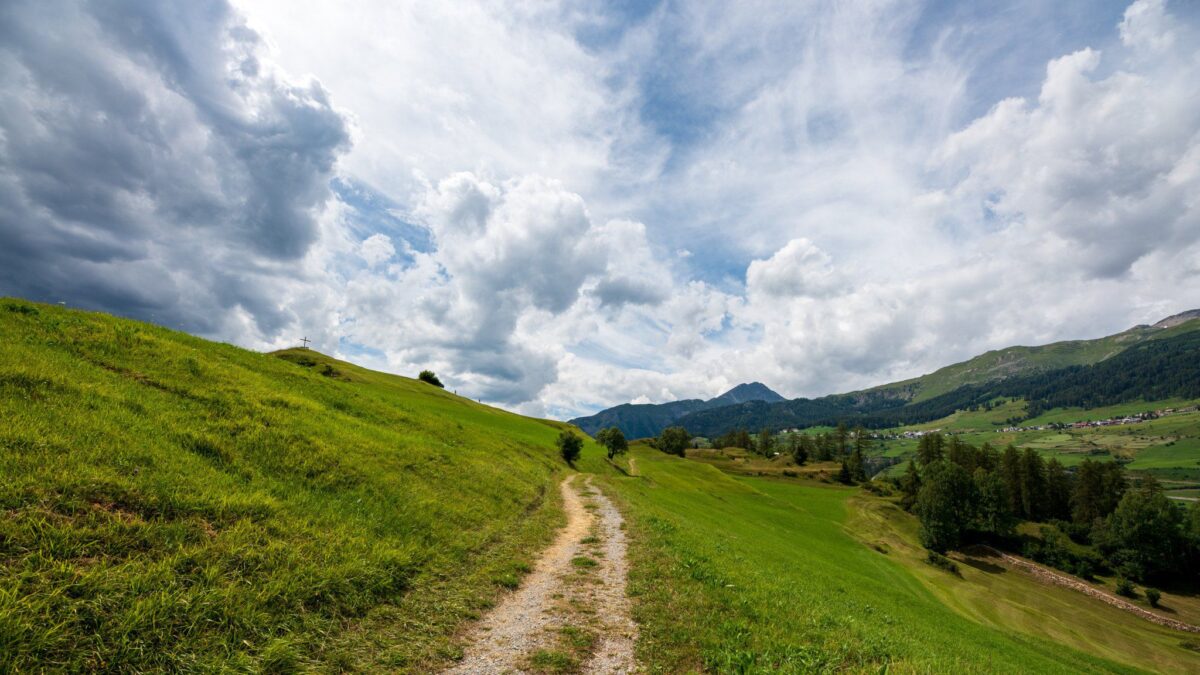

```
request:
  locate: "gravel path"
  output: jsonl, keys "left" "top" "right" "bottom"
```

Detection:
{"left": 446, "top": 475, "right": 638, "bottom": 674}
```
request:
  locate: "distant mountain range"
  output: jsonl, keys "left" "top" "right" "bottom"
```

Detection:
{"left": 569, "top": 381, "right": 784, "bottom": 437}
{"left": 572, "top": 310, "right": 1200, "bottom": 438}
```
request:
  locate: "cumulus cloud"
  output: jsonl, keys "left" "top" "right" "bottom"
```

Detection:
{"left": 359, "top": 234, "right": 395, "bottom": 267}
{"left": 939, "top": 1, "right": 1200, "bottom": 279}
{"left": 0, "top": 0, "right": 349, "bottom": 337}
{"left": 2, "top": 0, "right": 1199, "bottom": 419}
{"left": 746, "top": 238, "right": 843, "bottom": 299}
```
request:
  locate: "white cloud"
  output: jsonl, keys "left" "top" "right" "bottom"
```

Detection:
{"left": 359, "top": 234, "right": 395, "bottom": 267}
{"left": 746, "top": 238, "right": 843, "bottom": 299}
{"left": 3, "top": 0, "right": 1199, "bottom": 421}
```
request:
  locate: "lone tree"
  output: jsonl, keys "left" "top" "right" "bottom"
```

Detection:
{"left": 655, "top": 426, "right": 690, "bottom": 457}
{"left": 557, "top": 430, "right": 583, "bottom": 466}
{"left": 596, "top": 427, "right": 629, "bottom": 460}
{"left": 418, "top": 370, "right": 444, "bottom": 388}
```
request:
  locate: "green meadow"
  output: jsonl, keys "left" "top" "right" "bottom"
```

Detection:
{"left": 604, "top": 447, "right": 1185, "bottom": 673}
{"left": 4, "top": 299, "right": 1199, "bottom": 673}
{"left": 0, "top": 299, "right": 610, "bottom": 671}
{"left": 874, "top": 399, "right": 1200, "bottom": 482}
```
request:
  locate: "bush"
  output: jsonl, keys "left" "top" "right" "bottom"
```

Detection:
{"left": 1115, "top": 578, "right": 1137, "bottom": 598}
{"left": 1145, "top": 588, "right": 1161, "bottom": 607}
{"left": 925, "top": 550, "right": 960, "bottom": 575}
{"left": 557, "top": 430, "right": 583, "bottom": 466}
{"left": 861, "top": 480, "right": 892, "bottom": 496}
{"left": 418, "top": 370, "right": 444, "bottom": 387}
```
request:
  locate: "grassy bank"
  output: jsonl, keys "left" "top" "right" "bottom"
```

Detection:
{"left": 0, "top": 299, "right": 605, "bottom": 671}
{"left": 846, "top": 496, "right": 1200, "bottom": 673}
{"left": 606, "top": 447, "right": 1144, "bottom": 673}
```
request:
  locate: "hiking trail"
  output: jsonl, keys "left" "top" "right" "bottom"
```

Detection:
{"left": 446, "top": 475, "right": 638, "bottom": 674}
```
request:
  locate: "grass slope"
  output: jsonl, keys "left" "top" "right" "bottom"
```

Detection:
{"left": 847, "top": 496, "right": 1200, "bottom": 674}
{"left": 606, "top": 447, "right": 1139, "bottom": 673}
{"left": 868, "top": 318, "right": 1200, "bottom": 403}
{"left": 0, "top": 299, "right": 607, "bottom": 671}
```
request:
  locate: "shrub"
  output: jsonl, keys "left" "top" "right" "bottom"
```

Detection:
{"left": 1115, "top": 578, "right": 1137, "bottom": 598}
{"left": 925, "top": 550, "right": 960, "bottom": 575}
{"left": 861, "top": 480, "right": 891, "bottom": 496}
{"left": 418, "top": 370, "right": 444, "bottom": 387}
{"left": 1145, "top": 588, "right": 1161, "bottom": 607}
{"left": 557, "top": 430, "right": 582, "bottom": 466}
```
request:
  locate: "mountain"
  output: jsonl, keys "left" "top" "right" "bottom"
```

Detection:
{"left": 673, "top": 312, "right": 1200, "bottom": 436}
{"left": 569, "top": 382, "right": 785, "bottom": 437}
{"left": 710, "top": 381, "right": 786, "bottom": 405}
{"left": 1154, "top": 308, "right": 1200, "bottom": 329}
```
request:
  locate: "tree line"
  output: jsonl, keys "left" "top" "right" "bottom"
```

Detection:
{"left": 709, "top": 422, "right": 876, "bottom": 483}
{"left": 900, "top": 433, "right": 1200, "bottom": 587}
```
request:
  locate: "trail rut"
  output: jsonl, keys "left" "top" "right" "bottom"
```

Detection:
{"left": 446, "top": 475, "right": 637, "bottom": 674}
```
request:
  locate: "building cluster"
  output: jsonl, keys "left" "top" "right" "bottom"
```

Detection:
{"left": 995, "top": 405, "right": 1198, "bottom": 434}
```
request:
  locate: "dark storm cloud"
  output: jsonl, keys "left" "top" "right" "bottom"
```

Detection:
{"left": 0, "top": 0, "right": 349, "bottom": 335}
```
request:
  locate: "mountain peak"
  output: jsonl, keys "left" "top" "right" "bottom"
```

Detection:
{"left": 1153, "top": 309, "right": 1200, "bottom": 329}
{"left": 711, "top": 382, "right": 786, "bottom": 405}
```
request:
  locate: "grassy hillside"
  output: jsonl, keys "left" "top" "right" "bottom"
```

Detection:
{"left": 871, "top": 318, "right": 1200, "bottom": 404}
{"left": 604, "top": 447, "right": 1151, "bottom": 673}
{"left": 847, "top": 496, "right": 1200, "bottom": 674}
{"left": 0, "top": 299, "right": 607, "bottom": 671}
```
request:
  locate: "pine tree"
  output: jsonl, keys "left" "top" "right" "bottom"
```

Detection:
{"left": 847, "top": 446, "right": 866, "bottom": 482}
{"left": 835, "top": 421, "right": 849, "bottom": 457}
{"left": 853, "top": 426, "right": 871, "bottom": 457}
{"left": 899, "top": 460, "right": 921, "bottom": 511}
{"left": 1000, "top": 445, "right": 1022, "bottom": 518}
{"left": 793, "top": 434, "right": 811, "bottom": 466}
{"left": 973, "top": 468, "right": 1015, "bottom": 536}
{"left": 757, "top": 428, "right": 774, "bottom": 456}
{"left": 816, "top": 433, "right": 833, "bottom": 461}
{"left": 1044, "top": 458, "right": 1072, "bottom": 522}
{"left": 1019, "top": 448, "right": 1047, "bottom": 521}
{"left": 837, "top": 460, "right": 853, "bottom": 485}
{"left": 917, "top": 433, "right": 945, "bottom": 466}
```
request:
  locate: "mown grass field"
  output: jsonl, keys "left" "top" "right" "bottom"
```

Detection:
{"left": 604, "top": 447, "right": 1159, "bottom": 673}
{"left": 847, "top": 497, "right": 1200, "bottom": 674}
{"left": 0, "top": 299, "right": 609, "bottom": 671}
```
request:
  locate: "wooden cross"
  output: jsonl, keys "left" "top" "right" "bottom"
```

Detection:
{"left": 300, "top": 336, "right": 311, "bottom": 349}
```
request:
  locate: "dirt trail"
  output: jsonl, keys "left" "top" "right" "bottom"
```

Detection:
{"left": 446, "top": 475, "right": 638, "bottom": 674}
{"left": 968, "top": 545, "right": 1200, "bottom": 634}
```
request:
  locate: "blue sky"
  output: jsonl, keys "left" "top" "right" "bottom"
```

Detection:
{"left": 1, "top": 0, "right": 1198, "bottom": 419}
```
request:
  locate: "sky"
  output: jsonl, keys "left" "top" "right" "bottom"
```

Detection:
{"left": 1, "top": 0, "right": 1198, "bottom": 419}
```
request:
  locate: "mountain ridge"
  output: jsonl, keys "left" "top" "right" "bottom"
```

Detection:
{"left": 569, "top": 381, "right": 785, "bottom": 437}
{"left": 577, "top": 311, "right": 1200, "bottom": 438}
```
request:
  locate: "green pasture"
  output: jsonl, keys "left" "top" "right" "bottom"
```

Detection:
{"left": 0, "top": 299, "right": 609, "bottom": 671}
{"left": 604, "top": 447, "right": 1150, "bottom": 673}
